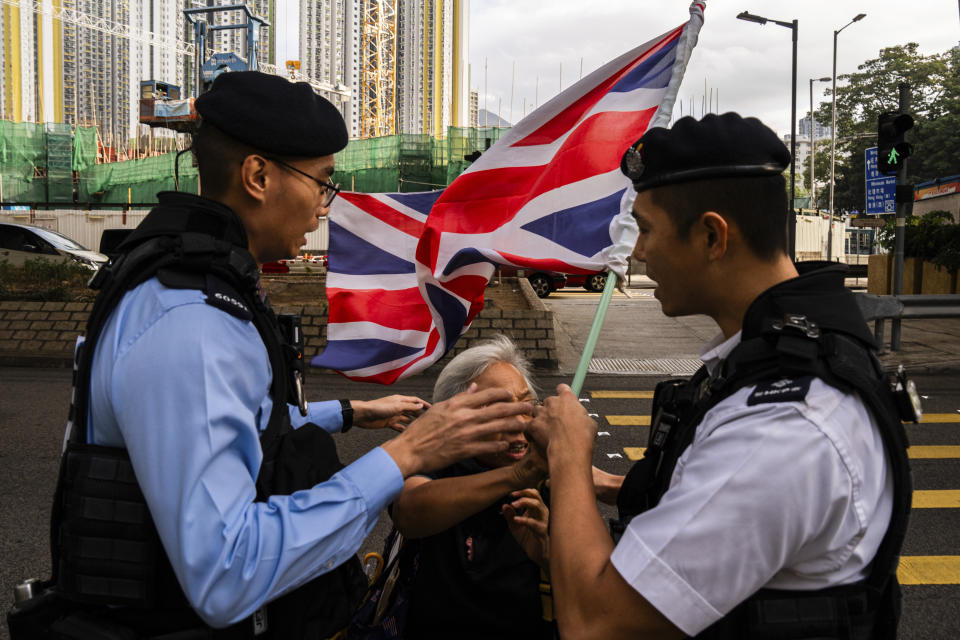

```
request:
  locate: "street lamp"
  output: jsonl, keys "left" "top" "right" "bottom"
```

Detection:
{"left": 827, "top": 12, "right": 867, "bottom": 261}
{"left": 809, "top": 77, "right": 831, "bottom": 209}
{"left": 737, "top": 10, "right": 799, "bottom": 258}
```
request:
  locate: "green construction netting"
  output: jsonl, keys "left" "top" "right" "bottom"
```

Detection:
{"left": 0, "top": 121, "right": 48, "bottom": 202}
{"left": 0, "top": 124, "right": 512, "bottom": 204}
{"left": 78, "top": 152, "right": 197, "bottom": 203}
{"left": 334, "top": 134, "right": 401, "bottom": 192}
{"left": 332, "top": 126, "right": 510, "bottom": 193}
{"left": 46, "top": 123, "right": 73, "bottom": 202}
{"left": 72, "top": 127, "right": 97, "bottom": 172}
{"left": 444, "top": 126, "right": 510, "bottom": 185}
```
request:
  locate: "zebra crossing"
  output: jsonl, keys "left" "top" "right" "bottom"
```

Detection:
{"left": 584, "top": 386, "right": 960, "bottom": 588}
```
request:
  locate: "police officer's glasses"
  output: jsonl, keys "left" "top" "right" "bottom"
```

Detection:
{"left": 265, "top": 157, "right": 341, "bottom": 207}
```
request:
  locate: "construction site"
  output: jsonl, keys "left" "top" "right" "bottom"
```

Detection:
{"left": 1, "top": 1, "right": 866, "bottom": 264}
{"left": 0, "top": 119, "right": 508, "bottom": 205}
{"left": 1, "top": 0, "right": 482, "bottom": 200}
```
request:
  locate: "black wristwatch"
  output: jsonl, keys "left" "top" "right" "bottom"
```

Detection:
{"left": 340, "top": 399, "right": 354, "bottom": 433}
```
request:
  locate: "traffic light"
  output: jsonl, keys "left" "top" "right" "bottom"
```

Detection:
{"left": 877, "top": 111, "right": 914, "bottom": 175}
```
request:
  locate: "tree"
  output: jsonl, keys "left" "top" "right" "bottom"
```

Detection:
{"left": 805, "top": 44, "right": 958, "bottom": 213}
{"left": 917, "top": 47, "right": 960, "bottom": 180}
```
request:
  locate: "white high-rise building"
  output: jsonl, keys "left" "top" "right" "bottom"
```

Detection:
{"left": 300, "top": 0, "right": 345, "bottom": 86}
{"left": 798, "top": 115, "right": 831, "bottom": 140}
{"left": 299, "top": 0, "right": 358, "bottom": 135}
{"left": 62, "top": 0, "right": 132, "bottom": 148}
{"left": 468, "top": 88, "right": 477, "bottom": 128}
{"left": 2, "top": 0, "right": 136, "bottom": 148}
{"left": 345, "top": 0, "right": 360, "bottom": 137}
{"left": 396, "top": 0, "right": 468, "bottom": 137}
{"left": 300, "top": 0, "right": 467, "bottom": 139}
{"left": 299, "top": 0, "right": 356, "bottom": 134}
{"left": 0, "top": 1, "right": 40, "bottom": 123}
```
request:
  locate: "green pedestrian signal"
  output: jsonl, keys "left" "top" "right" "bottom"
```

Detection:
{"left": 877, "top": 111, "right": 914, "bottom": 175}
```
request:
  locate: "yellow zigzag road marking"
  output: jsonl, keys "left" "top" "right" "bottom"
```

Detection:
{"left": 908, "top": 446, "right": 960, "bottom": 459}
{"left": 919, "top": 413, "right": 960, "bottom": 423}
{"left": 604, "top": 413, "right": 960, "bottom": 426}
{"left": 591, "top": 391, "right": 656, "bottom": 399}
{"left": 913, "top": 490, "right": 960, "bottom": 509}
{"left": 623, "top": 447, "right": 646, "bottom": 460}
{"left": 606, "top": 415, "right": 651, "bottom": 426}
{"left": 898, "top": 556, "right": 960, "bottom": 585}
{"left": 622, "top": 446, "right": 960, "bottom": 460}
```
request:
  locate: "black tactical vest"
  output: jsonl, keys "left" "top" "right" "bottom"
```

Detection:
{"left": 23, "top": 192, "right": 367, "bottom": 639}
{"left": 613, "top": 263, "right": 916, "bottom": 640}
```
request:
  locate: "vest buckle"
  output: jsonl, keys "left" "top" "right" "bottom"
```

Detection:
{"left": 772, "top": 313, "right": 821, "bottom": 339}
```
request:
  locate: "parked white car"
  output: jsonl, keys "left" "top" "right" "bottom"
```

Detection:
{"left": 0, "top": 222, "right": 108, "bottom": 270}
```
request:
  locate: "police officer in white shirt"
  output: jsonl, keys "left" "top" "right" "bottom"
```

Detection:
{"left": 527, "top": 112, "right": 913, "bottom": 640}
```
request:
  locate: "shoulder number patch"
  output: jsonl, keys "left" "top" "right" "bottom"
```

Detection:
{"left": 204, "top": 273, "right": 253, "bottom": 320}
{"left": 747, "top": 376, "right": 813, "bottom": 406}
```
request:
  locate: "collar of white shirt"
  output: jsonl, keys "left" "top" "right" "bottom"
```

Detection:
{"left": 699, "top": 330, "right": 742, "bottom": 377}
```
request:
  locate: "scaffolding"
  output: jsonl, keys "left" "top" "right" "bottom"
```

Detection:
{"left": 0, "top": 121, "right": 509, "bottom": 204}
{"left": 359, "top": 0, "right": 397, "bottom": 138}
{"left": 45, "top": 123, "right": 74, "bottom": 202}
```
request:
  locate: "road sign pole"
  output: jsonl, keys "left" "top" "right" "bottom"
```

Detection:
{"left": 891, "top": 83, "right": 911, "bottom": 351}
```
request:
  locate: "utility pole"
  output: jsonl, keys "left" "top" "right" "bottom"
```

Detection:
{"left": 891, "top": 83, "right": 914, "bottom": 351}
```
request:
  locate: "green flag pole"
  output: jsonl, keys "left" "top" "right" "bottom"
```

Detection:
{"left": 570, "top": 270, "right": 619, "bottom": 396}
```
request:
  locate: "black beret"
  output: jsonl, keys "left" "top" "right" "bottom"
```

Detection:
{"left": 195, "top": 71, "right": 348, "bottom": 157}
{"left": 621, "top": 112, "right": 791, "bottom": 193}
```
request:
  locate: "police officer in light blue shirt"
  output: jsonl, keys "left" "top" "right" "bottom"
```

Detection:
{"left": 43, "top": 72, "right": 534, "bottom": 639}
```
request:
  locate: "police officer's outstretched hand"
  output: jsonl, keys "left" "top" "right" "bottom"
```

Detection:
{"left": 381, "top": 384, "right": 533, "bottom": 478}
{"left": 353, "top": 395, "right": 430, "bottom": 432}
{"left": 528, "top": 384, "right": 597, "bottom": 464}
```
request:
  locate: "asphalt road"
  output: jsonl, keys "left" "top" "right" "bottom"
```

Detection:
{"left": 1, "top": 367, "right": 958, "bottom": 638}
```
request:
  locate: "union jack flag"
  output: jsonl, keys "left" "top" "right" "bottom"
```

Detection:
{"left": 311, "top": 190, "right": 443, "bottom": 382}
{"left": 313, "top": 4, "right": 705, "bottom": 383}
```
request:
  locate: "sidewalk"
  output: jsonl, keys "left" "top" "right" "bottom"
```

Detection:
{"left": 2, "top": 278, "right": 958, "bottom": 375}
{"left": 548, "top": 276, "right": 960, "bottom": 376}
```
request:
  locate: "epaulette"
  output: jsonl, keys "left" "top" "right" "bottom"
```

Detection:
{"left": 156, "top": 268, "right": 253, "bottom": 321}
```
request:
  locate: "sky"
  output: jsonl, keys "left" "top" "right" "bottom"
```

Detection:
{"left": 275, "top": 0, "right": 960, "bottom": 138}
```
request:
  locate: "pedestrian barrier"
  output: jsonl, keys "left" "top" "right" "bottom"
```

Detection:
{"left": 856, "top": 293, "right": 960, "bottom": 353}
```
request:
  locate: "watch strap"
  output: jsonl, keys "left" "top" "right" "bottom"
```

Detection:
{"left": 340, "top": 399, "right": 354, "bottom": 433}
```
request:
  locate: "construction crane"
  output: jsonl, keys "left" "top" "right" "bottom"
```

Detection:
{"left": 360, "top": 0, "right": 397, "bottom": 138}
{"left": 0, "top": 0, "right": 348, "bottom": 100}
{"left": 0, "top": 0, "right": 195, "bottom": 57}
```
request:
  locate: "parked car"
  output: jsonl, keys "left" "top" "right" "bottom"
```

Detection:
{"left": 261, "top": 260, "right": 290, "bottom": 274}
{"left": 0, "top": 222, "right": 108, "bottom": 270}
{"left": 495, "top": 265, "right": 608, "bottom": 298}
{"left": 261, "top": 254, "right": 327, "bottom": 274}
{"left": 564, "top": 271, "right": 609, "bottom": 293}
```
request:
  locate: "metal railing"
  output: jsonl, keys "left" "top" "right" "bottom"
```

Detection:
{"left": 856, "top": 294, "right": 960, "bottom": 352}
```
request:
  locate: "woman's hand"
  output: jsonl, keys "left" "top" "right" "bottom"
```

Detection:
{"left": 352, "top": 395, "right": 430, "bottom": 432}
{"left": 503, "top": 488, "right": 550, "bottom": 572}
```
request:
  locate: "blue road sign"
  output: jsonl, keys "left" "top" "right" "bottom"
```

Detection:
{"left": 865, "top": 147, "right": 896, "bottom": 215}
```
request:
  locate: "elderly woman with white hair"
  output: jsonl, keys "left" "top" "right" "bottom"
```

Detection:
{"left": 391, "top": 334, "right": 554, "bottom": 639}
